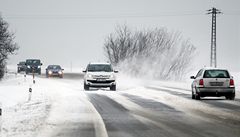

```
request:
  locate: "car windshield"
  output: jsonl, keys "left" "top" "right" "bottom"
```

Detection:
{"left": 19, "top": 62, "right": 25, "bottom": 65}
{"left": 48, "top": 65, "right": 61, "bottom": 69}
{"left": 26, "top": 60, "right": 40, "bottom": 65}
{"left": 87, "top": 64, "right": 112, "bottom": 72}
{"left": 203, "top": 70, "right": 230, "bottom": 78}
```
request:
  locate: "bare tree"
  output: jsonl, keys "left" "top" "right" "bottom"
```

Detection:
{"left": 104, "top": 25, "right": 196, "bottom": 80}
{"left": 0, "top": 15, "right": 18, "bottom": 79}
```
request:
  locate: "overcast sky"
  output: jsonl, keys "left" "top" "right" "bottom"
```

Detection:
{"left": 0, "top": 0, "right": 239, "bottom": 71}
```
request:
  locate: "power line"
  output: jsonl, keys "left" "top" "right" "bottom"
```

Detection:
{"left": 2, "top": 12, "right": 205, "bottom": 20}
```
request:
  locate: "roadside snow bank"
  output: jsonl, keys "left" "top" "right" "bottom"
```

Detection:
{"left": 0, "top": 73, "right": 51, "bottom": 137}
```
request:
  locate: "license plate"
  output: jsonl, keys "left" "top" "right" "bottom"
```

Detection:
{"left": 97, "top": 79, "right": 106, "bottom": 82}
{"left": 210, "top": 82, "right": 223, "bottom": 86}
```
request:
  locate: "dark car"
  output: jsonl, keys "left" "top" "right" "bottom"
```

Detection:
{"left": 17, "top": 61, "right": 26, "bottom": 73}
{"left": 46, "top": 65, "right": 64, "bottom": 78}
{"left": 25, "top": 59, "right": 42, "bottom": 74}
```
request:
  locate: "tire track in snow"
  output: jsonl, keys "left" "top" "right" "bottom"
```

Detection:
{"left": 97, "top": 91, "right": 239, "bottom": 137}
{"left": 147, "top": 86, "right": 240, "bottom": 111}
{"left": 86, "top": 93, "right": 173, "bottom": 137}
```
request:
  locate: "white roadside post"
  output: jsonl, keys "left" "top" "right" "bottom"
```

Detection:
{"left": 0, "top": 103, "right": 2, "bottom": 132}
{"left": 28, "top": 85, "right": 32, "bottom": 101}
{"left": 33, "top": 68, "right": 35, "bottom": 84}
{"left": 24, "top": 74, "right": 26, "bottom": 82}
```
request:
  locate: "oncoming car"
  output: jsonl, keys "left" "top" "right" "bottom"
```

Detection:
{"left": 25, "top": 59, "right": 42, "bottom": 74}
{"left": 83, "top": 62, "right": 118, "bottom": 91}
{"left": 17, "top": 61, "right": 26, "bottom": 73}
{"left": 46, "top": 65, "right": 64, "bottom": 78}
{"left": 191, "top": 68, "right": 235, "bottom": 100}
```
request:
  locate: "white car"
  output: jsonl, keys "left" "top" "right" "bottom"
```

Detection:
{"left": 191, "top": 68, "right": 235, "bottom": 100}
{"left": 83, "top": 62, "right": 118, "bottom": 91}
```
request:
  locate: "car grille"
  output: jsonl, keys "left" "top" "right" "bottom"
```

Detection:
{"left": 210, "top": 82, "right": 224, "bottom": 86}
{"left": 87, "top": 80, "right": 114, "bottom": 84}
{"left": 92, "top": 75, "right": 110, "bottom": 79}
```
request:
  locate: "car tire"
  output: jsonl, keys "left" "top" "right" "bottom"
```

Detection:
{"left": 226, "top": 94, "right": 235, "bottom": 100}
{"left": 110, "top": 85, "right": 116, "bottom": 91}
{"left": 195, "top": 93, "right": 201, "bottom": 100}
{"left": 84, "top": 83, "right": 89, "bottom": 91}
{"left": 192, "top": 92, "right": 195, "bottom": 99}
{"left": 191, "top": 88, "right": 195, "bottom": 99}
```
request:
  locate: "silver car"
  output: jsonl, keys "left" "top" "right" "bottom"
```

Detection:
{"left": 190, "top": 68, "right": 235, "bottom": 100}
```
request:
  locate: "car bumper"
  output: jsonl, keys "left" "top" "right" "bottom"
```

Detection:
{"left": 18, "top": 67, "right": 25, "bottom": 71}
{"left": 26, "top": 68, "right": 41, "bottom": 73}
{"left": 48, "top": 72, "right": 62, "bottom": 76}
{"left": 85, "top": 80, "right": 116, "bottom": 87}
{"left": 196, "top": 87, "right": 235, "bottom": 97}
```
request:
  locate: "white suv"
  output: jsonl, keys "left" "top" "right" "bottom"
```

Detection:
{"left": 191, "top": 68, "right": 235, "bottom": 100}
{"left": 83, "top": 62, "right": 118, "bottom": 91}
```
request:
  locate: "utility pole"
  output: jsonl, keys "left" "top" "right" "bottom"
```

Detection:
{"left": 207, "top": 7, "right": 222, "bottom": 68}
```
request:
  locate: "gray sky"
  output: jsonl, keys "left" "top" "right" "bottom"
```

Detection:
{"left": 0, "top": 0, "right": 239, "bottom": 71}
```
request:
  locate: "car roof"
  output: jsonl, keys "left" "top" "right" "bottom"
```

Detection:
{"left": 89, "top": 62, "right": 111, "bottom": 65}
{"left": 202, "top": 67, "right": 228, "bottom": 71}
{"left": 26, "top": 59, "right": 40, "bottom": 61}
{"left": 48, "top": 65, "right": 61, "bottom": 67}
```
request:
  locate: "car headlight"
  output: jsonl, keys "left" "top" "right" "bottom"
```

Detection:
{"left": 48, "top": 71, "right": 52, "bottom": 74}
{"left": 38, "top": 66, "right": 41, "bottom": 68}
{"left": 87, "top": 74, "right": 92, "bottom": 78}
{"left": 110, "top": 74, "right": 114, "bottom": 78}
{"left": 27, "top": 65, "right": 30, "bottom": 68}
{"left": 58, "top": 71, "right": 63, "bottom": 74}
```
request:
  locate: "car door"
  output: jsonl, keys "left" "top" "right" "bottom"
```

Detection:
{"left": 192, "top": 69, "right": 203, "bottom": 93}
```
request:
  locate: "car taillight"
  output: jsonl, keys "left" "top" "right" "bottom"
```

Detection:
{"left": 230, "top": 79, "right": 234, "bottom": 86}
{"left": 199, "top": 79, "right": 204, "bottom": 86}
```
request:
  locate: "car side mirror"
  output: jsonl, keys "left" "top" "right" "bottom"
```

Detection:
{"left": 114, "top": 70, "right": 119, "bottom": 73}
{"left": 62, "top": 69, "right": 64, "bottom": 71}
{"left": 82, "top": 70, "right": 86, "bottom": 73}
{"left": 190, "top": 76, "right": 195, "bottom": 79}
{"left": 17, "top": 64, "right": 19, "bottom": 66}
{"left": 40, "top": 63, "right": 43, "bottom": 66}
{"left": 231, "top": 76, "right": 233, "bottom": 79}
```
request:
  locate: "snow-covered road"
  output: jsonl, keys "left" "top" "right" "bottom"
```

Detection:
{"left": 0, "top": 72, "right": 240, "bottom": 137}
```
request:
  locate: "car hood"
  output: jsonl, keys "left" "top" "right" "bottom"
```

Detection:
{"left": 48, "top": 69, "right": 61, "bottom": 71}
{"left": 87, "top": 72, "right": 113, "bottom": 76}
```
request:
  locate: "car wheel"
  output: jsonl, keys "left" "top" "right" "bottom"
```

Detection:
{"left": 84, "top": 83, "right": 89, "bottom": 91}
{"left": 191, "top": 88, "right": 195, "bottom": 99}
{"left": 228, "top": 94, "right": 235, "bottom": 100}
{"left": 195, "top": 93, "right": 201, "bottom": 100}
{"left": 192, "top": 92, "right": 195, "bottom": 99}
{"left": 110, "top": 85, "right": 116, "bottom": 91}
